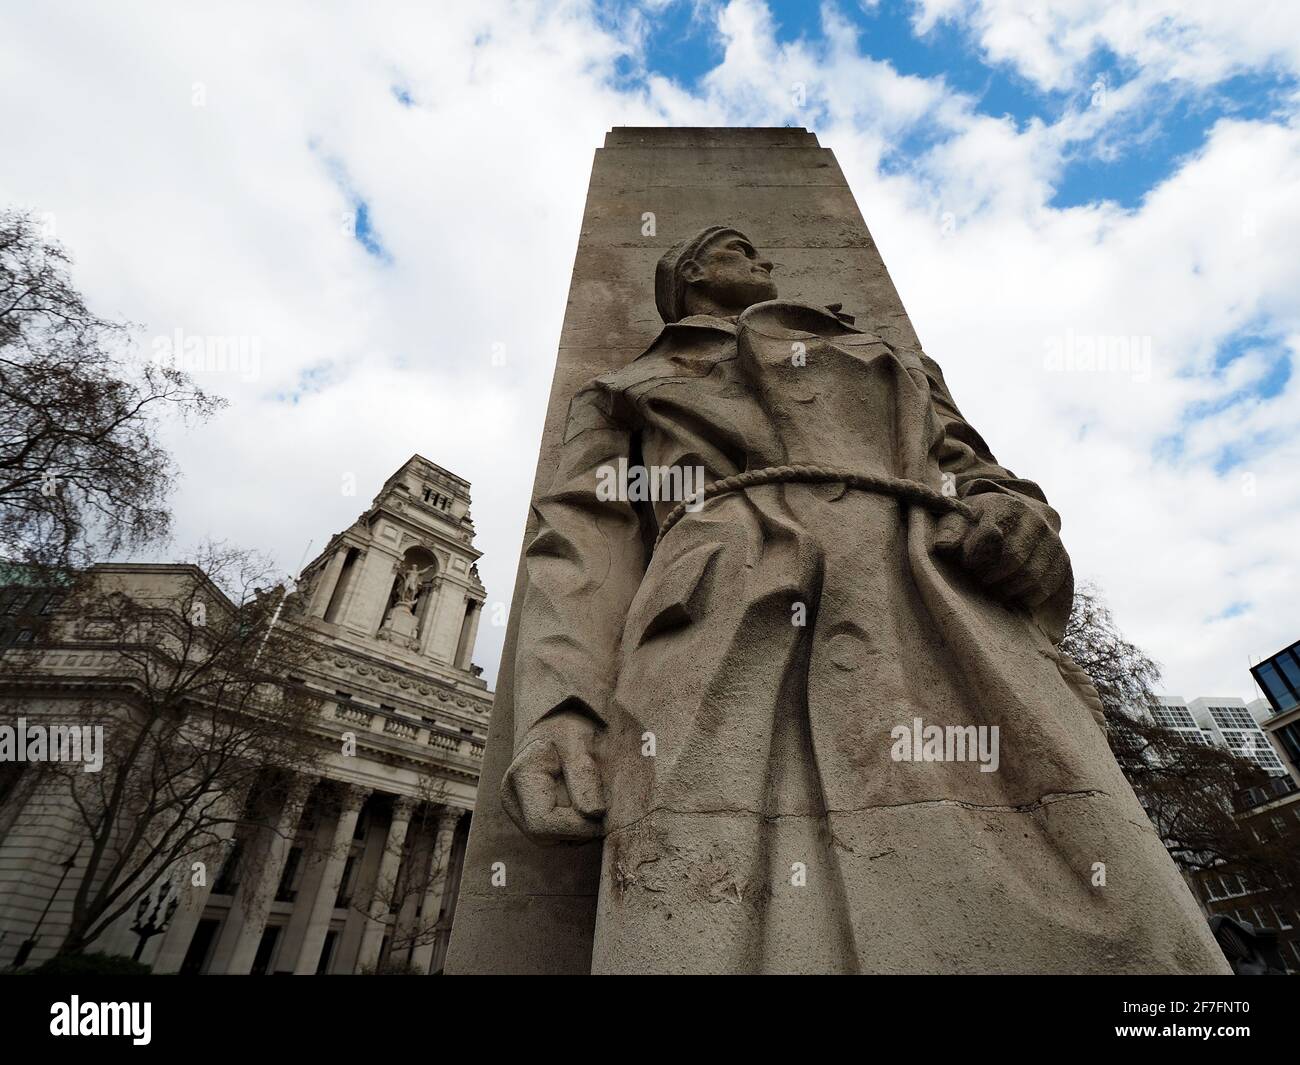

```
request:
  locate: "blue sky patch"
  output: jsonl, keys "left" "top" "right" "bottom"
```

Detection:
{"left": 1210, "top": 600, "right": 1251, "bottom": 622}
{"left": 311, "top": 144, "right": 393, "bottom": 263}
{"left": 273, "top": 362, "right": 337, "bottom": 406}
{"left": 613, "top": 1, "right": 1298, "bottom": 214}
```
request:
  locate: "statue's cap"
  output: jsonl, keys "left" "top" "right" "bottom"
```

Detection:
{"left": 654, "top": 225, "right": 748, "bottom": 323}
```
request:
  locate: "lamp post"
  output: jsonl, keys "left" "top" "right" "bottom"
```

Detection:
{"left": 12, "top": 840, "right": 81, "bottom": 969}
{"left": 130, "top": 877, "right": 180, "bottom": 962}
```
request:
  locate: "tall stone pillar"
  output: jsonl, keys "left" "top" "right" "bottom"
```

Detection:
{"left": 309, "top": 546, "right": 349, "bottom": 618}
{"left": 421, "top": 576, "right": 468, "bottom": 662}
{"left": 291, "top": 785, "right": 369, "bottom": 974}
{"left": 147, "top": 804, "right": 243, "bottom": 973}
{"left": 417, "top": 576, "right": 448, "bottom": 658}
{"left": 454, "top": 600, "right": 482, "bottom": 670}
{"left": 334, "top": 549, "right": 369, "bottom": 632}
{"left": 353, "top": 795, "right": 414, "bottom": 973}
{"left": 408, "top": 806, "right": 463, "bottom": 974}
{"left": 447, "top": 127, "right": 925, "bottom": 975}
{"left": 208, "top": 776, "right": 313, "bottom": 974}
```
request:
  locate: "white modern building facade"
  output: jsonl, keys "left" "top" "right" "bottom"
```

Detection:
{"left": 1150, "top": 695, "right": 1292, "bottom": 780}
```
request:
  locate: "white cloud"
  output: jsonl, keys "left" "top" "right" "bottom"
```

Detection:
{"left": 912, "top": 0, "right": 1300, "bottom": 93}
{"left": 2, "top": 0, "right": 1296, "bottom": 704}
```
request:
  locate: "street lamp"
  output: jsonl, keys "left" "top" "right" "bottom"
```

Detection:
{"left": 12, "top": 841, "right": 81, "bottom": 970}
{"left": 130, "top": 877, "right": 180, "bottom": 962}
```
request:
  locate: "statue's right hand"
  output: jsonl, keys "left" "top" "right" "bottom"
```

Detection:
{"left": 500, "top": 710, "right": 606, "bottom": 843}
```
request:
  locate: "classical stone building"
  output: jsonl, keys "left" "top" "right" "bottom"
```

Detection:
{"left": 0, "top": 455, "right": 492, "bottom": 974}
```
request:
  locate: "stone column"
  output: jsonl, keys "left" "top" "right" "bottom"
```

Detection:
{"left": 409, "top": 806, "right": 463, "bottom": 974}
{"left": 455, "top": 600, "right": 483, "bottom": 670}
{"left": 309, "top": 547, "right": 349, "bottom": 618}
{"left": 335, "top": 548, "right": 371, "bottom": 631}
{"left": 146, "top": 817, "right": 241, "bottom": 973}
{"left": 290, "top": 785, "right": 369, "bottom": 974}
{"left": 418, "top": 576, "right": 451, "bottom": 659}
{"left": 208, "top": 775, "right": 313, "bottom": 975}
{"left": 353, "top": 795, "right": 414, "bottom": 973}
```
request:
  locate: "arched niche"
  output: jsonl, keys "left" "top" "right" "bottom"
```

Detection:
{"left": 379, "top": 546, "right": 439, "bottom": 647}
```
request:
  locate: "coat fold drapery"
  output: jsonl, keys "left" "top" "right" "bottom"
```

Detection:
{"left": 511, "top": 300, "right": 1228, "bottom": 974}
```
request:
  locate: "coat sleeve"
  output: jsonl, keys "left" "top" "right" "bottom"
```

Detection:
{"left": 512, "top": 381, "right": 649, "bottom": 751}
{"left": 920, "top": 353, "right": 1075, "bottom": 639}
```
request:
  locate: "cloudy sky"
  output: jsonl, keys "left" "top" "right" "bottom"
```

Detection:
{"left": 2, "top": 0, "right": 1297, "bottom": 701}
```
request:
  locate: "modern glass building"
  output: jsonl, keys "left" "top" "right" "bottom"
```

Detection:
{"left": 1251, "top": 640, "right": 1300, "bottom": 777}
{"left": 1253, "top": 640, "right": 1300, "bottom": 715}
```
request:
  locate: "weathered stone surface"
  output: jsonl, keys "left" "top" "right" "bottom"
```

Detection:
{"left": 447, "top": 127, "right": 1229, "bottom": 975}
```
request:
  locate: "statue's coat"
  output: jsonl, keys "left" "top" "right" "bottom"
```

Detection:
{"left": 510, "top": 301, "right": 1228, "bottom": 973}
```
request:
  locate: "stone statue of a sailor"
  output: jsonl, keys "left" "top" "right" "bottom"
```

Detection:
{"left": 501, "top": 224, "right": 1228, "bottom": 974}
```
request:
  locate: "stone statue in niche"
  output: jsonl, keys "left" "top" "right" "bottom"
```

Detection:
{"left": 378, "top": 560, "right": 435, "bottom": 652}
{"left": 499, "top": 224, "right": 1229, "bottom": 974}
{"left": 398, "top": 562, "right": 434, "bottom": 607}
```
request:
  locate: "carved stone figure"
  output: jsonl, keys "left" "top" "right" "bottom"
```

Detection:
{"left": 498, "top": 224, "right": 1229, "bottom": 974}
{"left": 376, "top": 561, "right": 434, "bottom": 651}
{"left": 398, "top": 562, "right": 433, "bottom": 607}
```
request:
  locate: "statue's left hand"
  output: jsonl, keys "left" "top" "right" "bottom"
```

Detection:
{"left": 932, "top": 494, "right": 1070, "bottom": 609}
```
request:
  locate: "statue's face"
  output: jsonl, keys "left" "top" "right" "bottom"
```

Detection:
{"left": 683, "top": 232, "right": 776, "bottom": 312}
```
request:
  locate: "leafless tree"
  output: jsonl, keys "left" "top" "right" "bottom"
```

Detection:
{"left": 0, "top": 542, "right": 325, "bottom": 956}
{"left": 0, "top": 208, "right": 222, "bottom": 570}
{"left": 1063, "top": 581, "right": 1300, "bottom": 900}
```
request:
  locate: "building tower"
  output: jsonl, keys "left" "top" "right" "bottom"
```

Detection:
{"left": 299, "top": 455, "right": 488, "bottom": 674}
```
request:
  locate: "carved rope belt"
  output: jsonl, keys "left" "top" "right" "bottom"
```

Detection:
{"left": 653, "top": 464, "right": 978, "bottom": 549}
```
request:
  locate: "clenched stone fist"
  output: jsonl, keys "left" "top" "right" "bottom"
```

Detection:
{"left": 500, "top": 709, "right": 607, "bottom": 843}
{"left": 931, "top": 493, "right": 1070, "bottom": 609}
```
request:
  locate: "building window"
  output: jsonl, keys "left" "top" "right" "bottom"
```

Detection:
{"left": 336, "top": 855, "right": 357, "bottom": 908}
{"left": 213, "top": 842, "right": 243, "bottom": 895}
{"left": 276, "top": 847, "right": 303, "bottom": 902}
{"left": 317, "top": 931, "right": 338, "bottom": 975}
{"left": 1276, "top": 650, "right": 1300, "bottom": 694}
{"left": 1211, "top": 706, "right": 1259, "bottom": 730}
{"left": 180, "top": 918, "right": 221, "bottom": 975}
{"left": 1153, "top": 705, "right": 1198, "bottom": 729}
{"left": 1253, "top": 648, "right": 1300, "bottom": 714}
{"left": 1276, "top": 724, "right": 1300, "bottom": 768}
{"left": 251, "top": 926, "right": 281, "bottom": 976}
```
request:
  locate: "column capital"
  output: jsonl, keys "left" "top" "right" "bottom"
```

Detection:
{"left": 285, "top": 773, "right": 316, "bottom": 809}
{"left": 339, "top": 784, "right": 370, "bottom": 814}
{"left": 435, "top": 805, "right": 464, "bottom": 834}
{"left": 391, "top": 794, "right": 416, "bottom": 821}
